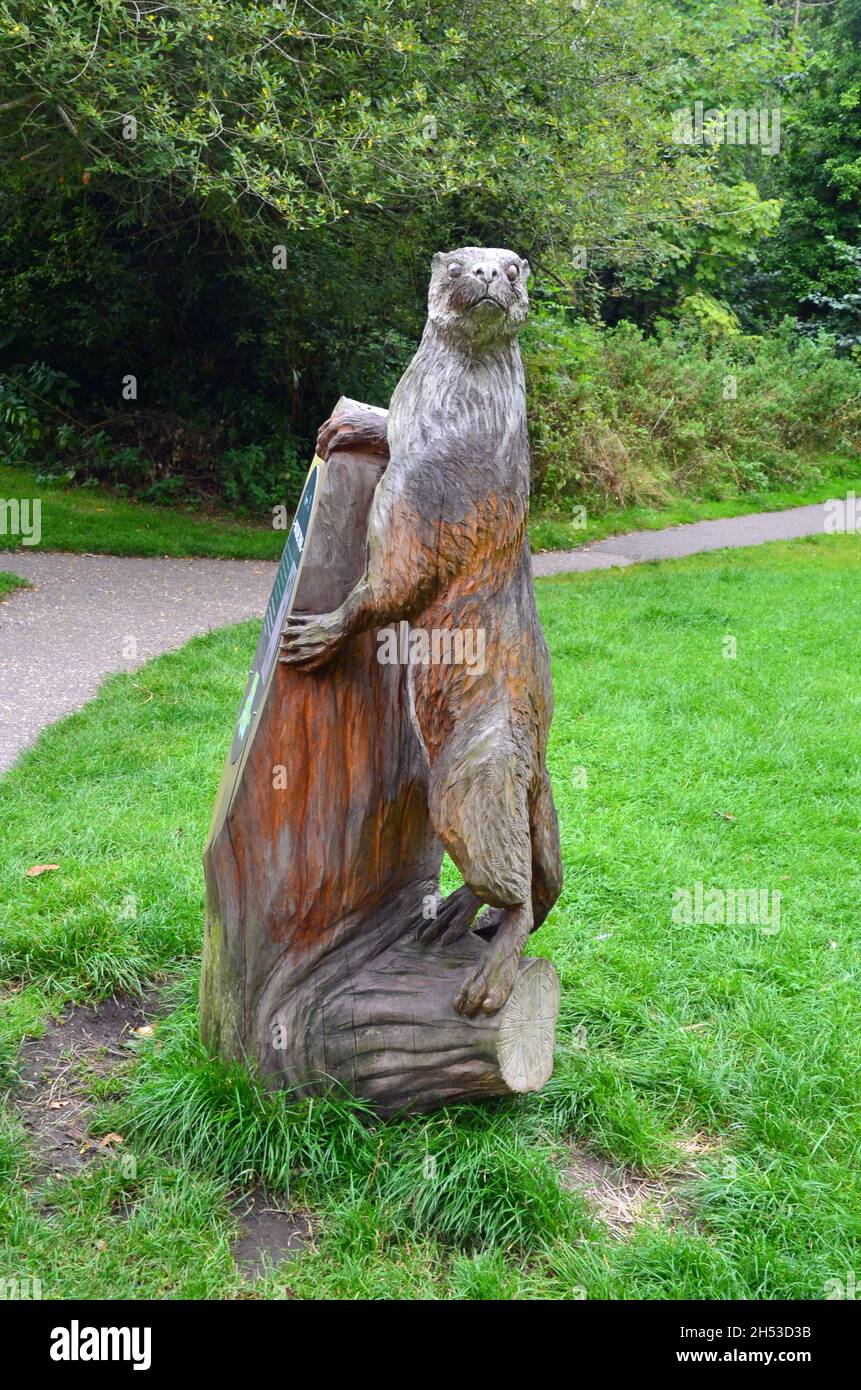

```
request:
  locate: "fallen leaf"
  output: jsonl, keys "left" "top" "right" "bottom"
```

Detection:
{"left": 132, "top": 1024, "right": 155, "bottom": 1037}
{"left": 48, "top": 1100, "right": 70, "bottom": 1110}
{"left": 98, "top": 1133, "right": 124, "bottom": 1148}
{"left": 25, "top": 864, "right": 59, "bottom": 877}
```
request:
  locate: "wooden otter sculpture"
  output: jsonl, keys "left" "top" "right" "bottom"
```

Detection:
{"left": 281, "top": 247, "right": 563, "bottom": 1016}
{"left": 201, "top": 247, "right": 563, "bottom": 1114}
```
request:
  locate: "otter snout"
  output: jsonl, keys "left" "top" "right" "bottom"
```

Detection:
{"left": 469, "top": 260, "right": 500, "bottom": 283}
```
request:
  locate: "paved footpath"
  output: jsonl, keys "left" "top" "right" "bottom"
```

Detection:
{"left": 0, "top": 553, "right": 276, "bottom": 774}
{"left": 531, "top": 500, "right": 832, "bottom": 575}
{"left": 0, "top": 501, "right": 834, "bottom": 773}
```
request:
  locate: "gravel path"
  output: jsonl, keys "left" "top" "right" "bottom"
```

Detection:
{"left": 0, "top": 500, "right": 833, "bottom": 773}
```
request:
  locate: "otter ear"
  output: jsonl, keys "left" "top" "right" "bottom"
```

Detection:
{"left": 432, "top": 251, "right": 446, "bottom": 270}
{"left": 520, "top": 258, "right": 532, "bottom": 281}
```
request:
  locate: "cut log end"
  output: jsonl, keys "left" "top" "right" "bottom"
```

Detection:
{"left": 496, "top": 957, "right": 561, "bottom": 1093}
{"left": 253, "top": 930, "right": 562, "bottom": 1116}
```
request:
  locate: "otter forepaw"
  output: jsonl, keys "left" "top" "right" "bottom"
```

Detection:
{"left": 454, "top": 947, "right": 520, "bottom": 1018}
{"left": 316, "top": 409, "right": 388, "bottom": 463}
{"left": 279, "top": 610, "right": 346, "bottom": 671}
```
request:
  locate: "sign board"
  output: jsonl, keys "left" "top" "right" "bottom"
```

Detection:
{"left": 230, "top": 458, "right": 322, "bottom": 764}
{"left": 206, "top": 453, "right": 327, "bottom": 840}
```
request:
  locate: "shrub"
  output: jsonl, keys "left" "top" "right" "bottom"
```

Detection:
{"left": 523, "top": 308, "right": 861, "bottom": 510}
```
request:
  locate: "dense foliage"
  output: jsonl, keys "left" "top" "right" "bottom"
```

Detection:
{"left": 526, "top": 308, "right": 861, "bottom": 509}
{"left": 0, "top": 1, "right": 858, "bottom": 509}
{"left": 742, "top": 0, "right": 861, "bottom": 343}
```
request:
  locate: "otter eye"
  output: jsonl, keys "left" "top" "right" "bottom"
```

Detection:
{"left": 506, "top": 264, "right": 519, "bottom": 282}
{"left": 448, "top": 262, "right": 463, "bottom": 277}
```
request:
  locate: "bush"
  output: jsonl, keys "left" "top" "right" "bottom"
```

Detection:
{"left": 523, "top": 308, "right": 861, "bottom": 510}
{"left": 0, "top": 361, "right": 305, "bottom": 513}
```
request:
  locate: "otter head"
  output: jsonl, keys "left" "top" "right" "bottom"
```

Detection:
{"left": 427, "top": 246, "right": 531, "bottom": 350}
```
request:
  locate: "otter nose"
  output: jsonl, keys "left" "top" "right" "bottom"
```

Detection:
{"left": 470, "top": 261, "right": 499, "bottom": 282}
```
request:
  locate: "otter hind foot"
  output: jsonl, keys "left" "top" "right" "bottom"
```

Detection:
{"left": 416, "top": 886, "right": 506, "bottom": 946}
{"left": 453, "top": 902, "right": 533, "bottom": 1017}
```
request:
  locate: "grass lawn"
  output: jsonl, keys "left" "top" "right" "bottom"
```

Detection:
{"left": 0, "top": 463, "right": 282, "bottom": 561}
{"left": 2, "top": 457, "right": 860, "bottom": 561}
{"left": 0, "top": 571, "right": 28, "bottom": 598}
{"left": 1, "top": 534, "right": 859, "bottom": 1298}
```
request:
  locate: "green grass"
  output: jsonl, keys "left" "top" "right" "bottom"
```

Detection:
{"left": 3, "top": 457, "right": 859, "bottom": 560}
{"left": 0, "top": 1129, "right": 268, "bottom": 1299}
{"left": 0, "top": 571, "right": 27, "bottom": 598}
{"left": 0, "top": 463, "right": 282, "bottom": 560}
{"left": 1, "top": 534, "right": 860, "bottom": 1298}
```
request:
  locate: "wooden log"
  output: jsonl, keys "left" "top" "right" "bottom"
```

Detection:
{"left": 200, "top": 402, "right": 561, "bottom": 1116}
{"left": 266, "top": 939, "right": 560, "bottom": 1113}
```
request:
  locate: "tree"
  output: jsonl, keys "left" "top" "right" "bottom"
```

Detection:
{"left": 0, "top": 1, "right": 792, "bottom": 495}
{"left": 741, "top": 0, "right": 861, "bottom": 334}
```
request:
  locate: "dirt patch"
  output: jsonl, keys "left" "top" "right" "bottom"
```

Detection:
{"left": 562, "top": 1145, "right": 700, "bottom": 1236}
{"left": 14, "top": 991, "right": 316, "bottom": 1273}
{"left": 15, "top": 991, "right": 160, "bottom": 1180}
{"left": 676, "top": 1130, "right": 721, "bottom": 1162}
{"left": 231, "top": 1187, "right": 313, "bottom": 1275}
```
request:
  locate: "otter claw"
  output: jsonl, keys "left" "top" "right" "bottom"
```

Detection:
{"left": 279, "top": 611, "right": 346, "bottom": 670}
{"left": 416, "top": 885, "right": 480, "bottom": 945}
{"left": 282, "top": 613, "right": 325, "bottom": 634}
